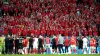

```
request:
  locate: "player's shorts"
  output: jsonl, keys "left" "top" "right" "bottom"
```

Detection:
{"left": 23, "top": 46, "right": 28, "bottom": 49}
{"left": 46, "top": 44, "right": 50, "bottom": 48}
{"left": 83, "top": 44, "right": 87, "bottom": 49}
{"left": 97, "top": 46, "right": 100, "bottom": 51}
{"left": 52, "top": 45, "right": 57, "bottom": 49}
{"left": 90, "top": 46, "right": 96, "bottom": 49}
{"left": 33, "top": 44, "right": 38, "bottom": 48}
{"left": 18, "top": 43, "right": 23, "bottom": 49}
{"left": 78, "top": 46, "right": 83, "bottom": 49}
{"left": 29, "top": 45, "right": 33, "bottom": 49}
{"left": 71, "top": 45, "right": 76, "bottom": 49}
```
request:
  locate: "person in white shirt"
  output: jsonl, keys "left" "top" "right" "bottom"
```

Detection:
{"left": 58, "top": 34, "right": 64, "bottom": 54}
{"left": 33, "top": 36, "right": 38, "bottom": 54}
{"left": 82, "top": 36, "right": 88, "bottom": 54}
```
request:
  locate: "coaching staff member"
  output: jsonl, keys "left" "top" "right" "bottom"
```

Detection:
{"left": 38, "top": 35, "right": 44, "bottom": 54}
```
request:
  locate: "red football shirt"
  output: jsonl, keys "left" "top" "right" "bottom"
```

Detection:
{"left": 90, "top": 38, "right": 96, "bottom": 47}
{"left": 23, "top": 39, "right": 28, "bottom": 47}
{"left": 64, "top": 38, "right": 69, "bottom": 46}
{"left": 11, "top": 28, "right": 18, "bottom": 35}
{"left": 22, "top": 29, "right": 27, "bottom": 36}
{"left": 46, "top": 37, "right": 50, "bottom": 44}
{"left": 88, "top": 28, "right": 93, "bottom": 36}
{"left": 70, "top": 36, "right": 76, "bottom": 45}
{"left": 4, "top": 28, "right": 8, "bottom": 35}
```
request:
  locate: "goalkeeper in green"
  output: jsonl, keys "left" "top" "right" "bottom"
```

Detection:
{"left": 0, "top": 35, "right": 5, "bottom": 54}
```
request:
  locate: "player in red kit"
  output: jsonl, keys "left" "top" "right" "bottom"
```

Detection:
{"left": 70, "top": 35, "right": 77, "bottom": 54}
{"left": 23, "top": 37, "right": 28, "bottom": 54}
{"left": 90, "top": 37, "right": 96, "bottom": 54}
{"left": 45, "top": 36, "right": 51, "bottom": 54}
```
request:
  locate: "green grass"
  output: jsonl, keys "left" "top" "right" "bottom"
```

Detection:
{"left": 0, "top": 54, "right": 100, "bottom": 56}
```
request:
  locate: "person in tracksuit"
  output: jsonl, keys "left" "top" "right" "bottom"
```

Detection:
{"left": 58, "top": 34, "right": 64, "bottom": 54}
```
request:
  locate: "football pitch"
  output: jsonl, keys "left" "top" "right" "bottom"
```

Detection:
{"left": 0, "top": 54, "right": 100, "bottom": 56}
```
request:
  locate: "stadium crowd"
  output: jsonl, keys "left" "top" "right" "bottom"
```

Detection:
{"left": 0, "top": 0, "right": 100, "bottom": 54}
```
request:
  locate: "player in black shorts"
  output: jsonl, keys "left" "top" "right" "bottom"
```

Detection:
{"left": 77, "top": 37, "right": 83, "bottom": 54}
{"left": 15, "top": 37, "right": 19, "bottom": 54}
{"left": 38, "top": 36, "right": 43, "bottom": 54}
{"left": 9, "top": 36, "right": 14, "bottom": 54}
{"left": 28, "top": 37, "right": 34, "bottom": 53}
{"left": 18, "top": 37, "right": 23, "bottom": 54}
{"left": 52, "top": 37, "right": 57, "bottom": 54}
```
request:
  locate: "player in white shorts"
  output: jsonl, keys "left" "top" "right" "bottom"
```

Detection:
{"left": 90, "top": 37, "right": 96, "bottom": 54}
{"left": 33, "top": 36, "right": 38, "bottom": 54}
{"left": 70, "top": 36, "right": 77, "bottom": 54}
{"left": 82, "top": 36, "right": 88, "bottom": 54}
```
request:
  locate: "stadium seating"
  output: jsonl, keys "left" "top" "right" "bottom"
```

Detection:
{"left": 0, "top": 0, "right": 100, "bottom": 37}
